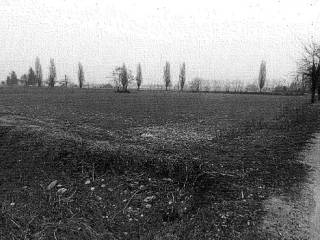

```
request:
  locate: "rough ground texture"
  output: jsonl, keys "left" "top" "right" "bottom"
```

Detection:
{"left": 260, "top": 132, "right": 320, "bottom": 240}
{"left": 0, "top": 88, "right": 320, "bottom": 239}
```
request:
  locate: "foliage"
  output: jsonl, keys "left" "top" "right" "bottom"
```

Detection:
{"left": 163, "top": 61, "right": 171, "bottom": 91}
{"left": 48, "top": 58, "right": 57, "bottom": 88}
{"left": 78, "top": 62, "right": 85, "bottom": 88}
{"left": 112, "top": 64, "right": 134, "bottom": 92}
{"left": 245, "top": 83, "right": 259, "bottom": 92}
{"left": 136, "top": 63, "right": 142, "bottom": 90}
{"left": 27, "top": 67, "right": 37, "bottom": 86}
{"left": 6, "top": 71, "right": 18, "bottom": 85}
{"left": 189, "top": 77, "right": 202, "bottom": 92}
{"left": 35, "top": 57, "right": 43, "bottom": 87}
{"left": 258, "top": 60, "right": 266, "bottom": 92}
{"left": 179, "top": 62, "right": 186, "bottom": 91}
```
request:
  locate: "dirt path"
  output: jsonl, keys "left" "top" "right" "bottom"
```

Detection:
{"left": 260, "top": 133, "right": 320, "bottom": 239}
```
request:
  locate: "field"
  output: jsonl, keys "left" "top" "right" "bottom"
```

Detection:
{"left": 0, "top": 87, "right": 320, "bottom": 239}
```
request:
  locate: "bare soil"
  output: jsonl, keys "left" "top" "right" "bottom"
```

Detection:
{"left": 0, "top": 88, "right": 320, "bottom": 239}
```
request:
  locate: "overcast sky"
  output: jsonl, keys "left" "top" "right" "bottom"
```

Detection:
{"left": 1, "top": 0, "right": 320, "bottom": 86}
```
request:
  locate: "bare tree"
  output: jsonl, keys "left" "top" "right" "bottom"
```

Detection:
{"left": 48, "top": 58, "right": 56, "bottom": 88}
{"left": 136, "top": 63, "right": 142, "bottom": 90}
{"left": 190, "top": 77, "right": 202, "bottom": 92}
{"left": 258, "top": 60, "right": 266, "bottom": 92}
{"left": 299, "top": 42, "right": 320, "bottom": 103}
{"left": 163, "top": 61, "right": 171, "bottom": 91}
{"left": 179, "top": 62, "right": 186, "bottom": 91}
{"left": 78, "top": 62, "right": 85, "bottom": 88}
{"left": 35, "top": 57, "right": 43, "bottom": 87}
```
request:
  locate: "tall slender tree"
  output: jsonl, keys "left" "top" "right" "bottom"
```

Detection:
{"left": 258, "top": 60, "right": 266, "bottom": 92}
{"left": 35, "top": 57, "right": 43, "bottom": 87}
{"left": 163, "top": 61, "right": 171, "bottom": 91}
{"left": 120, "top": 63, "right": 128, "bottom": 92}
{"left": 179, "top": 62, "right": 186, "bottom": 91}
{"left": 136, "top": 63, "right": 142, "bottom": 90}
{"left": 78, "top": 62, "right": 85, "bottom": 88}
{"left": 48, "top": 58, "right": 56, "bottom": 87}
{"left": 27, "top": 67, "right": 37, "bottom": 86}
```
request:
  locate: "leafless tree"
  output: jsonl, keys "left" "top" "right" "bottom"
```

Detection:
{"left": 163, "top": 61, "right": 171, "bottom": 91}
{"left": 190, "top": 77, "right": 202, "bottom": 92}
{"left": 35, "top": 57, "right": 43, "bottom": 87}
{"left": 136, "top": 63, "right": 142, "bottom": 90}
{"left": 78, "top": 62, "right": 85, "bottom": 88}
{"left": 298, "top": 42, "right": 320, "bottom": 103}
{"left": 179, "top": 62, "right": 186, "bottom": 91}
{"left": 258, "top": 60, "right": 266, "bottom": 92}
{"left": 48, "top": 58, "right": 56, "bottom": 88}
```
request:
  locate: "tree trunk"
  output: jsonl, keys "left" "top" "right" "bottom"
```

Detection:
{"left": 311, "top": 79, "right": 316, "bottom": 103}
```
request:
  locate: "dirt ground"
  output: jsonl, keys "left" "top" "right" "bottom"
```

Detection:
{"left": 260, "top": 133, "right": 320, "bottom": 240}
{"left": 1, "top": 88, "right": 320, "bottom": 239}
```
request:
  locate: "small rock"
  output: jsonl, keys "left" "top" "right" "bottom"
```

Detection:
{"left": 47, "top": 180, "right": 58, "bottom": 190}
{"left": 144, "top": 196, "right": 156, "bottom": 202}
{"left": 145, "top": 204, "right": 152, "bottom": 209}
{"left": 85, "top": 179, "right": 91, "bottom": 185}
{"left": 57, "top": 188, "right": 67, "bottom": 194}
{"left": 162, "top": 178, "right": 173, "bottom": 182}
{"left": 90, "top": 187, "right": 95, "bottom": 191}
{"left": 96, "top": 196, "right": 102, "bottom": 201}
{"left": 10, "top": 202, "right": 15, "bottom": 206}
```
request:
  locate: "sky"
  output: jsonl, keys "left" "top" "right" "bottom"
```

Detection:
{"left": 1, "top": 0, "right": 320, "bottom": 86}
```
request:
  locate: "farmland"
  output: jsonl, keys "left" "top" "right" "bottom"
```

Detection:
{"left": 0, "top": 87, "right": 320, "bottom": 239}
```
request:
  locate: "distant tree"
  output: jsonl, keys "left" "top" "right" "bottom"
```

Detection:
{"left": 60, "top": 74, "right": 70, "bottom": 87}
{"left": 6, "top": 76, "right": 10, "bottom": 85}
{"left": 136, "top": 63, "right": 142, "bottom": 90}
{"left": 20, "top": 74, "right": 28, "bottom": 86}
{"left": 120, "top": 63, "right": 128, "bottom": 92}
{"left": 6, "top": 71, "right": 18, "bottom": 85}
{"left": 112, "top": 64, "right": 134, "bottom": 92}
{"left": 78, "top": 62, "right": 85, "bottom": 88}
{"left": 163, "top": 61, "right": 171, "bottom": 91}
{"left": 27, "top": 67, "right": 37, "bottom": 86}
{"left": 258, "top": 60, "right": 266, "bottom": 92}
{"left": 48, "top": 58, "right": 56, "bottom": 87}
{"left": 179, "top": 62, "right": 186, "bottom": 91}
{"left": 245, "top": 83, "right": 259, "bottom": 92}
{"left": 190, "top": 77, "right": 202, "bottom": 92}
{"left": 224, "top": 81, "right": 231, "bottom": 92}
{"left": 35, "top": 57, "right": 43, "bottom": 87}
{"left": 298, "top": 42, "right": 320, "bottom": 103}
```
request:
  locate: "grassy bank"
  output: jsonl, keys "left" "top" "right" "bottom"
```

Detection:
{"left": 0, "top": 88, "right": 319, "bottom": 239}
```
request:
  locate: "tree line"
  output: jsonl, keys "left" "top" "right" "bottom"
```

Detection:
{"left": 5, "top": 56, "right": 310, "bottom": 96}
{"left": 6, "top": 57, "right": 86, "bottom": 89}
